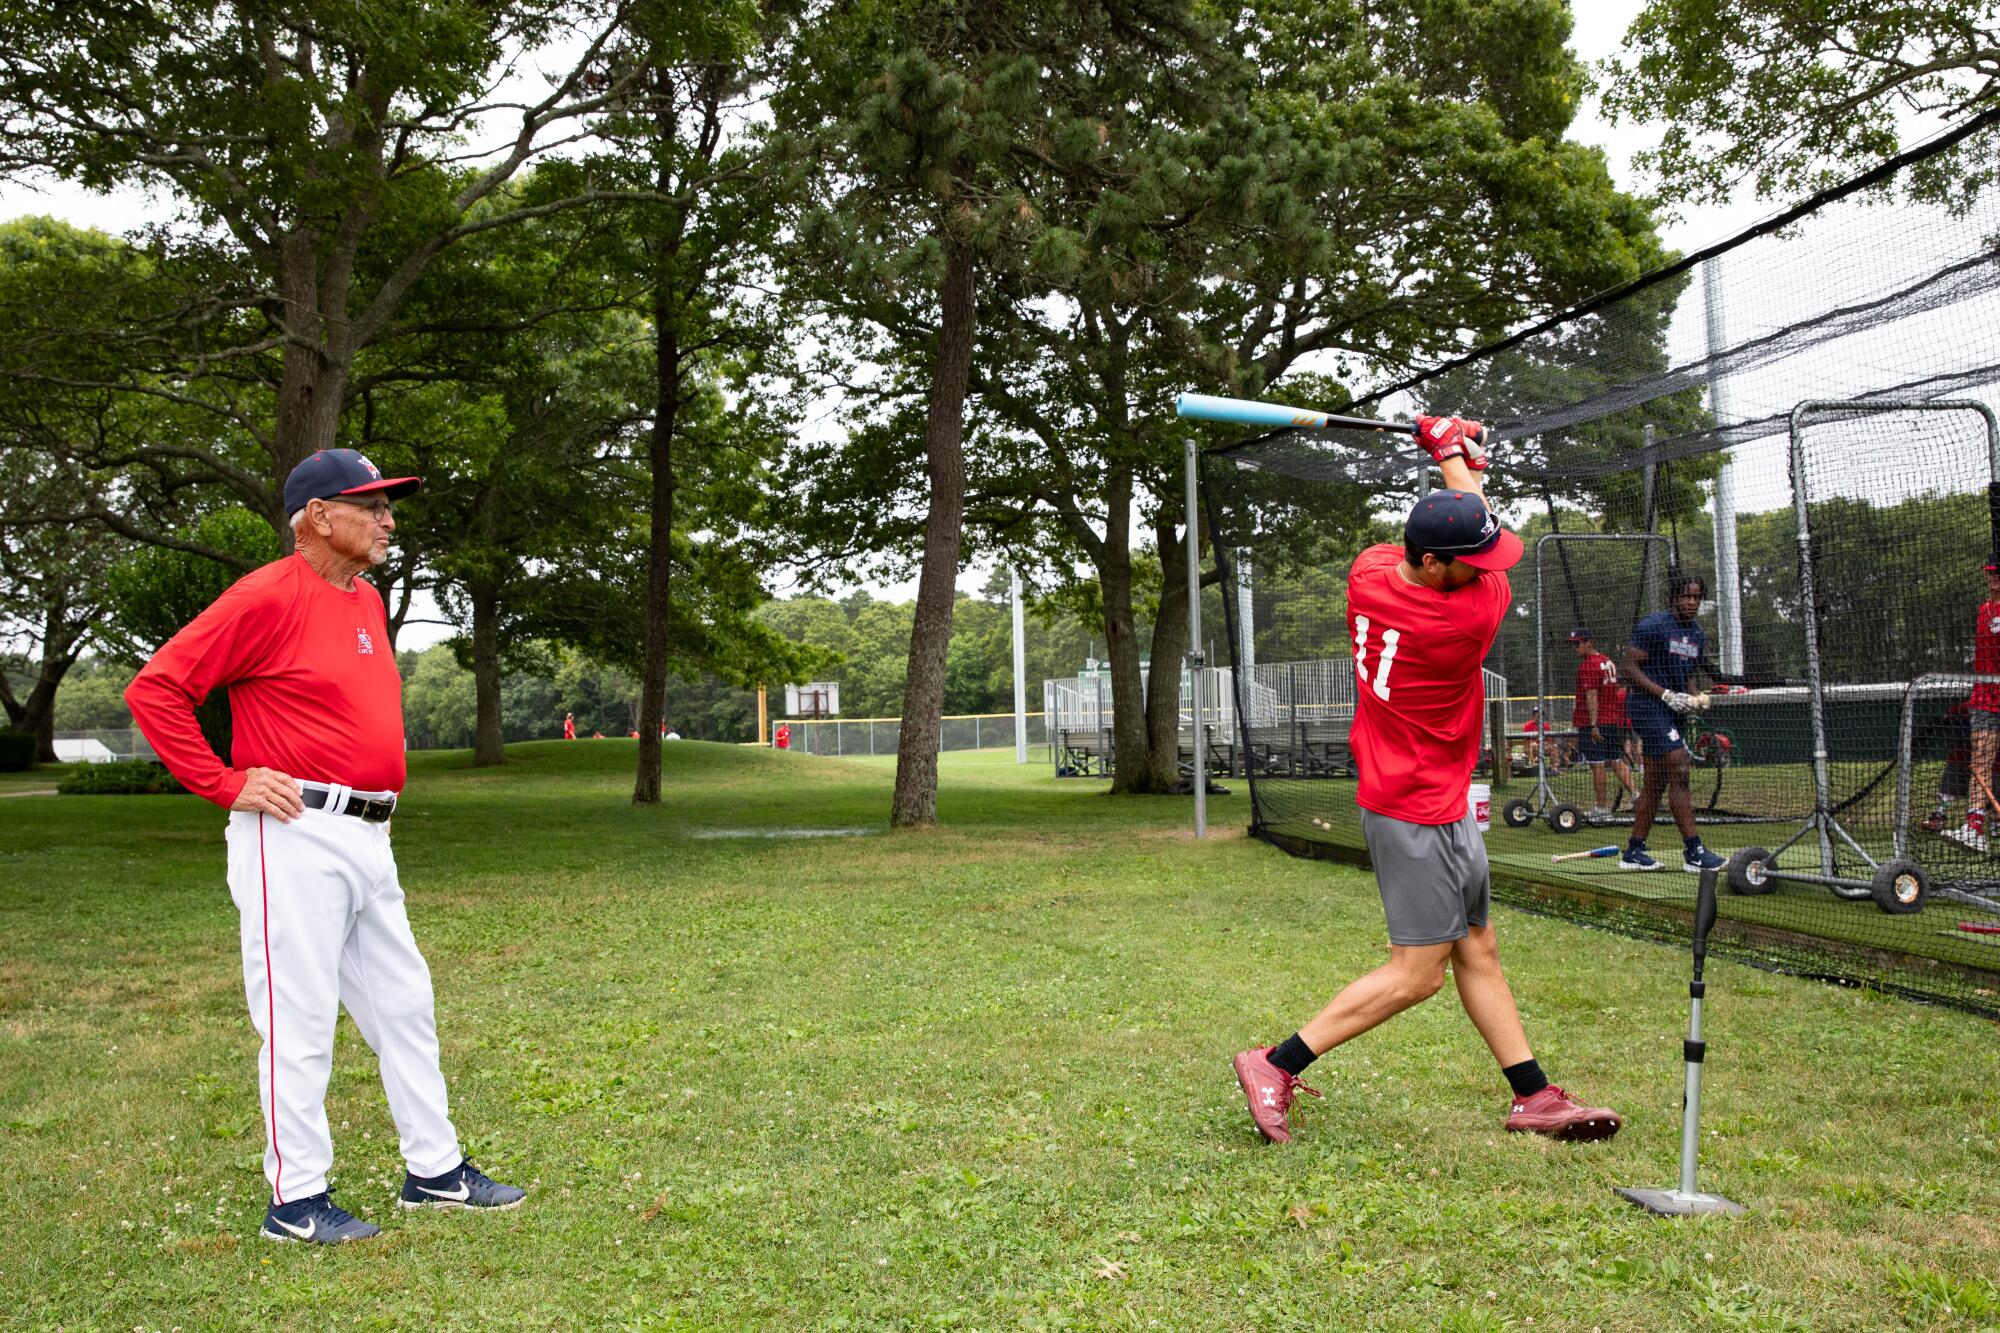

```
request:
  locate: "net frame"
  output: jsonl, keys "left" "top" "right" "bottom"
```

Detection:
{"left": 1524, "top": 532, "right": 1675, "bottom": 828}
{"left": 1747, "top": 400, "right": 2000, "bottom": 900}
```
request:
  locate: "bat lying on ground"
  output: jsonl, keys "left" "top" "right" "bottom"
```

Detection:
{"left": 1551, "top": 846, "right": 1621, "bottom": 863}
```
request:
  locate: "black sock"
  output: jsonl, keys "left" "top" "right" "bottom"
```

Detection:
{"left": 1684, "top": 834, "right": 1704, "bottom": 854}
{"left": 1268, "top": 1032, "right": 1317, "bottom": 1076}
{"left": 1626, "top": 836, "right": 1646, "bottom": 852}
{"left": 1502, "top": 1058, "right": 1548, "bottom": 1098}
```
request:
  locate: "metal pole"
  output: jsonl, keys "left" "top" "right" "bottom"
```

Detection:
{"left": 1703, "top": 261, "right": 1745, "bottom": 674}
{"left": 1616, "top": 867, "right": 1745, "bottom": 1216}
{"left": 1641, "top": 424, "right": 1664, "bottom": 609}
{"left": 1236, "top": 548, "right": 1255, "bottom": 672}
{"left": 1535, "top": 537, "right": 1549, "bottom": 810}
{"left": 1186, "top": 439, "right": 1207, "bottom": 839}
{"left": 1788, "top": 404, "right": 1837, "bottom": 878}
{"left": 1012, "top": 568, "right": 1029, "bottom": 764}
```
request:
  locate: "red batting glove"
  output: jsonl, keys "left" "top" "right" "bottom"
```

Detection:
{"left": 1414, "top": 415, "right": 1490, "bottom": 470}
{"left": 1458, "top": 418, "right": 1489, "bottom": 470}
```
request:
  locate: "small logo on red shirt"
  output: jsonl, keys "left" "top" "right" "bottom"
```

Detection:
{"left": 356, "top": 628, "right": 374, "bottom": 655}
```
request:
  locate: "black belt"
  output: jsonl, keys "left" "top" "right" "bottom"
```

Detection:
{"left": 301, "top": 787, "right": 398, "bottom": 822}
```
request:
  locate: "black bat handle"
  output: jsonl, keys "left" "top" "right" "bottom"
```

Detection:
{"left": 1692, "top": 865, "right": 1718, "bottom": 981}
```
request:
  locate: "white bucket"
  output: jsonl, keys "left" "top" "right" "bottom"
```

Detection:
{"left": 1468, "top": 782, "right": 1491, "bottom": 833}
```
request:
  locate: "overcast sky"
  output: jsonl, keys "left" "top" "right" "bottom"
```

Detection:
{"left": 0, "top": 3, "right": 1792, "bottom": 650}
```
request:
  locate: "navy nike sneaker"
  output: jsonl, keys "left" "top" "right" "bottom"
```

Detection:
{"left": 399, "top": 1159, "right": 527, "bottom": 1211}
{"left": 1619, "top": 843, "right": 1663, "bottom": 871}
{"left": 1682, "top": 843, "right": 1726, "bottom": 874}
{"left": 261, "top": 1191, "right": 381, "bottom": 1245}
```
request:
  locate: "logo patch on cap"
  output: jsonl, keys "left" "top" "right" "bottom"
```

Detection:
{"left": 356, "top": 454, "right": 383, "bottom": 480}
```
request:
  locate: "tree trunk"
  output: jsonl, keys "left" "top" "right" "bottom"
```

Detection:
{"left": 890, "top": 235, "right": 975, "bottom": 828}
{"left": 1097, "top": 469, "right": 1160, "bottom": 795}
{"left": 2, "top": 601, "right": 85, "bottom": 761}
{"left": 14, "top": 673, "right": 61, "bottom": 763}
{"left": 634, "top": 88, "right": 685, "bottom": 806}
{"left": 1144, "top": 515, "right": 1192, "bottom": 792}
{"left": 470, "top": 578, "right": 505, "bottom": 767}
{"left": 271, "top": 233, "right": 353, "bottom": 549}
{"left": 633, "top": 310, "right": 677, "bottom": 804}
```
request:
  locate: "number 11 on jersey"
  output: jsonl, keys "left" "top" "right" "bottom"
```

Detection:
{"left": 1353, "top": 615, "right": 1401, "bottom": 700}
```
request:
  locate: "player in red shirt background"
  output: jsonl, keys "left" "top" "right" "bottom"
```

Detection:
{"left": 1944, "top": 559, "right": 2000, "bottom": 851}
{"left": 1233, "top": 415, "right": 1622, "bottom": 1146}
{"left": 1570, "top": 628, "right": 1639, "bottom": 821}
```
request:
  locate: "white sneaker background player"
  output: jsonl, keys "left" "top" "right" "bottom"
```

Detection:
{"left": 126, "top": 448, "right": 524, "bottom": 1244}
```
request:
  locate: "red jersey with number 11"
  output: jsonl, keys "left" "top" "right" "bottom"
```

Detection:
{"left": 1347, "top": 544, "right": 1512, "bottom": 824}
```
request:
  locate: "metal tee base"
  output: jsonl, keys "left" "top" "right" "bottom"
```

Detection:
{"left": 1614, "top": 1186, "right": 1746, "bottom": 1217}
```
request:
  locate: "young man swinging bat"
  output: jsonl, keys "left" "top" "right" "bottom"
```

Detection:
{"left": 1231, "top": 415, "right": 1622, "bottom": 1146}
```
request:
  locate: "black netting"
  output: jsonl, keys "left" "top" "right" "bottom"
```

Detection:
{"left": 1199, "top": 122, "right": 2000, "bottom": 1017}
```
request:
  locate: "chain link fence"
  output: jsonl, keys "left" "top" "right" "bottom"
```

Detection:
{"left": 774, "top": 712, "right": 1051, "bottom": 761}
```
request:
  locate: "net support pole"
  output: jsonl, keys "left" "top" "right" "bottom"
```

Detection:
{"left": 1616, "top": 866, "right": 1746, "bottom": 1217}
{"left": 1533, "top": 537, "right": 1550, "bottom": 810}
{"left": 1788, "top": 404, "right": 1838, "bottom": 878}
{"left": 1641, "top": 425, "right": 1665, "bottom": 610}
{"left": 1236, "top": 548, "right": 1255, "bottom": 672}
{"left": 1185, "top": 439, "right": 1207, "bottom": 839}
{"left": 1011, "top": 568, "right": 1029, "bottom": 764}
{"left": 1702, "top": 261, "right": 1745, "bottom": 675}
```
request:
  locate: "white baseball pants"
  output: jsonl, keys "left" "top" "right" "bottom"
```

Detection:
{"left": 225, "top": 801, "right": 461, "bottom": 1203}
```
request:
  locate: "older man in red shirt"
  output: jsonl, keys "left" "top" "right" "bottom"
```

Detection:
{"left": 126, "top": 449, "right": 524, "bottom": 1246}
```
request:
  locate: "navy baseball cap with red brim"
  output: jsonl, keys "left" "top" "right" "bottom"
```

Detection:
{"left": 283, "top": 448, "right": 422, "bottom": 514}
{"left": 1403, "top": 488, "right": 1523, "bottom": 571}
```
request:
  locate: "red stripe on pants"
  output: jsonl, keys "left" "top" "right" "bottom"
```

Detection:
{"left": 259, "top": 814, "right": 285, "bottom": 1203}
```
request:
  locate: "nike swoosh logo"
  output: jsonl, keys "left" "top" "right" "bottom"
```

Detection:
{"left": 420, "top": 1182, "right": 470, "bottom": 1201}
{"left": 274, "top": 1215, "right": 317, "bottom": 1240}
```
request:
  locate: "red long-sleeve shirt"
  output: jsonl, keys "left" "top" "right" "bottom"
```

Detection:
{"left": 125, "top": 554, "right": 408, "bottom": 807}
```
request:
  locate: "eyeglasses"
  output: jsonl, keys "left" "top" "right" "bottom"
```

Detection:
{"left": 320, "top": 496, "right": 394, "bottom": 520}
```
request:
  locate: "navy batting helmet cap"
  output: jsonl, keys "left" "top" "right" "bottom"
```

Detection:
{"left": 1403, "top": 488, "right": 1522, "bottom": 572}
{"left": 1568, "top": 627, "right": 1594, "bottom": 642}
{"left": 283, "top": 448, "right": 422, "bottom": 516}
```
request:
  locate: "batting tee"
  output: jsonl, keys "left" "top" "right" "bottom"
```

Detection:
{"left": 1199, "top": 113, "right": 2000, "bottom": 1016}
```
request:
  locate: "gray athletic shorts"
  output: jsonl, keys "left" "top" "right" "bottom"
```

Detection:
{"left": 1360, "top": 807, "right": 1492, "bottom": 946}
{"left": 1972, "top": 709, "right": 2000, "bottom": 733}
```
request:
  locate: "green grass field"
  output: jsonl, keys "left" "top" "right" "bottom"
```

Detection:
{"left": 2, "top": 741, "right": 1997, "bottom": 1330}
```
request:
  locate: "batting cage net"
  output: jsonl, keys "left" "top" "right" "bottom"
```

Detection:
{"left": 1200, "top": 114, "right": 2000, "bottom": 1016}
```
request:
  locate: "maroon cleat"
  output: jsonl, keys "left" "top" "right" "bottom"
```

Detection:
{"left": 1232, "top": 1046, "right": 1321, "bottom": 1144}
{"left": 1505, "top": 1085, "right": 1622, "bottom": 1142}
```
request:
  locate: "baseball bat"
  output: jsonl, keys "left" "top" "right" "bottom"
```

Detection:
{"left": 1551, "top": 845, "right": 1621, "bottom": 863}
{"left": 1175, "top": 392, "right": 1415, "bottom": 436}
